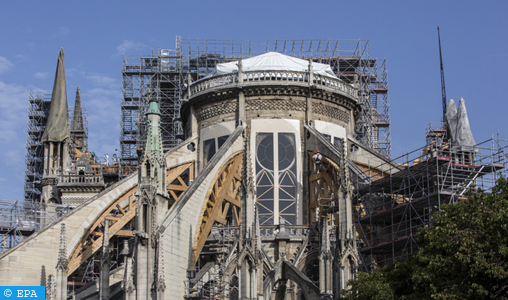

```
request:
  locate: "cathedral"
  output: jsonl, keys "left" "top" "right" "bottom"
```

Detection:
{"left": 5, "top": 42, "right": 494, "bottom": 300}
{"left": 0, "top": 46, "right": 391, "bottom": 299}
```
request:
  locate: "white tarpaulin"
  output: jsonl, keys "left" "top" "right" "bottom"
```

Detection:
{"left": 454, "top": 98, "right": 476, "bottom": 147}
{"left": 208, "top": 52, "right": 338, "bottom": 79}
{"left": 446, "top": 98, "right": 476, "bottom": 148}
{"left": 446, "top": 99, "right": 458, "bottom": 142}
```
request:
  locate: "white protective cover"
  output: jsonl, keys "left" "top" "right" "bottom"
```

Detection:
{"left": 446, "top": 98, "right": 476, "bottom": 148}
{"left": 209, "top": 52, "right": 338, "bottom": 79}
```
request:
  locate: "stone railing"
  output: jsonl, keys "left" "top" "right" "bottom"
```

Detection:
{"left": 259, "top": 225, "right": 310, "bottom": 239}
{"left": 189, "top": 70, "right": 357, "bottom": 98}
{"left": 206, "top": 226, "right": 240, "bottom": 242}
{"left": 58, "top": 174, "right": 104, "bottom": 185}
{"left": 204, "top": 224, "right": 311, "bottom": 241}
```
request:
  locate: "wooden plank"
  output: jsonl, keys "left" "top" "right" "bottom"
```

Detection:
{"left": 116, "top": 204, "right": 126, "bottom": 215}
{"left": 309, "top": 173, "right": 323, "bottom": 182}
{"left": 233, "top": 206, "right": 240, "bottom": 225}
{"left": 167, "top": 184, "right": 187, "bottom": 191}
{"left": 169, "top": 190, "right": 179, "bottom": 201}
{"left": 116, "top": 230, "right": 134, "bottom": 237}
{"left": 166, "top": 162, "right": 192, "bottom": 184}
{"left": 224, "top": 194, "right": 240, "bottom": 207}
{"left": 176, "top": 176, "right": 188, "bottom": 188}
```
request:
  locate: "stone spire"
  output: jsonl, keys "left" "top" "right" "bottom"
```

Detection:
{"left": 71, "top": 87, "right": 84, "bottom": 132}
{"left": 46, "top": 274, "right": 56, "bottom": 300}
{"left": 141, "top": 100, "right": 166, "bottom": 192}
{"left": 100, "top": 220, "right": 110, "bottom": 300}
{"left": 156, "top": 236, "right": 166, "bottom": 299}
{"left": 56, "top": 223, "right": 67, "bottom": 271}
{"left": 42, "top": 48, "right": 70, "bottom": 143}
{"left": 55, "top": 223, "right": 68, "bottom": 300}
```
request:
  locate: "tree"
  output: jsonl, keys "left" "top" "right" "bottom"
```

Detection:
{"left": 344, "top": 178, "right": 508, "bottom": 300}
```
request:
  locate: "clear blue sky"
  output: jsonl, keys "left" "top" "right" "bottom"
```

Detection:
{"left": 0, "top": 1, "right": 506, "bottom": 201}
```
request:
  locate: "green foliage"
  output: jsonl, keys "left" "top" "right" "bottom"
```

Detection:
{"left": 344, "top": 268, "right": 393, "bottom": 300}
{"left": 344, "top": 178, "right": 508, "bottom": 299}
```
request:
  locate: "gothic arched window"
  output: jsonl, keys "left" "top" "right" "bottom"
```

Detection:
{"left": 255, "top": 132, "right": 297, "bottom": 225}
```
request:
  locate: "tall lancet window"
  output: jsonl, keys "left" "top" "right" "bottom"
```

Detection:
{"left": 256, "top": 132, "right": 297, "bottom": 225}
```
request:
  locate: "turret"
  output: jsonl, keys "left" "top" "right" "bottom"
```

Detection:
{"left": 139, "top": 100, "right": 166, "bottom": 192}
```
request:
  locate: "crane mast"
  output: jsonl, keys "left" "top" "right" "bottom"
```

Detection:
{"left": 438, "top": 25, "right": 447, "bottom": 123}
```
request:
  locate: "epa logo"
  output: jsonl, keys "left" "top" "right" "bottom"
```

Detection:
{"left": 16, "top": 290, "right": 39, "bottom": 297}
{"left": 1, "top": 286, "right": 43, "bottom": 298}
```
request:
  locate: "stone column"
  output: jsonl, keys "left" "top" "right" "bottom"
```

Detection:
{"left": 43, "top": 144, "right": 49, "bottom": 175}
{"left": 238, "top": 91, "right": 245, "bottom": 126}
{"left": 240, "top": 260, "right": 251, "bottom": 299}
{"left": 49, "top": 143, "right": 54, "bottom": 174}
{"left": 123, "top": 256, "right": 136, "bottom": 300}
{"left": 306, "top": 60, "right": 314, "bottom": 126}
{"left": 255, "top": 207, "right": 264, "bottom": 300}
{"left": 319, "top": 254, "right": 325, "bottom": 294}
{"left": 237, "top": 58, "right": 246, "bottom": 126}
{"left": 56, "top": 142, "right": 61, "bottom": 172}
{"left": 62, "top": 141, "right": 70, "bottom": 173}
{"left": 187, "top": 74, "right": 192, "bottom": 99}
{"left": 319, "top": 220, "right": 332, "bottom": 297}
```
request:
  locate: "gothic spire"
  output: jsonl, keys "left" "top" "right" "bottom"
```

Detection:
{"left": 42, "top": 48, "right": 70, "bottom": 143}
{"left": 141, "top": 100, "right": 166, "bottom": 192}
{"left": 71, "top": 87, "right": 84, "bottom": 132}
{"left": 56, "top": 223, "right": 67, "bottom": 271}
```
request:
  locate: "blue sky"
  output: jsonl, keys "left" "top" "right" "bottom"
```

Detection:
{"left": 0, "top": 1, "right": 506, "bottom": 201}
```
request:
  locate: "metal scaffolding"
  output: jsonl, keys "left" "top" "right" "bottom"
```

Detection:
{"left": 120, "top": 37, "right": 184, "bottom": 176}
{"left": 186, "top": 225, "right": 238, "bottom": 299}
{"left": 353, "top": 124, "right": 508, "bottom": 271}
{"left": 119, "top": 37, "right": 391, "bottom": 174}
{"left": 0, "top": 199, "right": 74, "bottom": 253}
{"left": 24, "top": 92, "right": 51, "bottom": 203}
{"left": 24, "top": 92, "right": 89, "bottom": 203}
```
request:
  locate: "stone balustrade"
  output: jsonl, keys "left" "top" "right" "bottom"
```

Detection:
{"left": 189, "top": 70, "right": 357, "bottom": 98}
{"left": 206, "top": 224, "right": 311, "bottom": 242}
{"left": 259, "top": 225, "right": 310, "bottom": 239}
{"left": 59, "top": 174, "right": 104, "bottom": 185}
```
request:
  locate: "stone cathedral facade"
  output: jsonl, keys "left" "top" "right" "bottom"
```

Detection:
{"left": 1, "top": 51, "right": 392, "bottom": 299}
